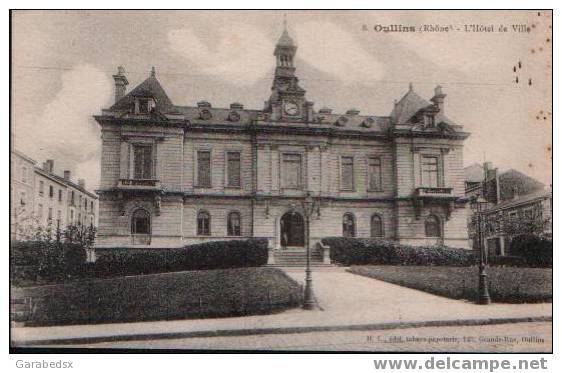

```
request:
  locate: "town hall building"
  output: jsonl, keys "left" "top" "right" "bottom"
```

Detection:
{"left": 94, "top": 25, "right": 471, "bottom": 251}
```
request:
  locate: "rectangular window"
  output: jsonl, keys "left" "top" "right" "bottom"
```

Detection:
{"left": 133, "top": 145, "right": 153, "bottom": 179}
{"left": 38, "top": 204, "right": 43, "bottom": 219}
{"left": 71, "top": 191, "right": 75, "bottom": 206}
{"left": 70, "top": 210, "right": 74, "bottom": 223}
{"left": 197, "top": 151, "right": 212, "bottom": 187}
{"left": 340, "top": 156, "right": 354, "bottom": 191}
{"left": 421, "top": 156, "right": 439, "bottom": 188}
{"left": 368, "top": 157, "right": 382, "bottom": 191}
{"left": 21, "top": 166, "right": 27, "bottom": 183}
{"left": 90, "top": 200, "right": 94, "bottom": 212}
{"left": 58, "top": 189, "right": 63, "bottom": 202}
{"left": 282, "top": 153, "right": 302, "bottom": 189}
{"left": 85, "top": 198, "right": 88, "bottom": 210}
{"left": 138, "top": 98, "right": 149, "bottom": 113}
{"left": 48, "top": 207, "right": 53, "bottom": 221}
{"left": 39, "top": 180, "right": 44, "bottom": 195}
{"left": 226, "top": 152, "right": 241, "bottom": 187}
{"left": 49, "top": 185, "right": 54, "bottom": 198}
{"left": 57, "top": 210, "right": 61, "bottom": 227}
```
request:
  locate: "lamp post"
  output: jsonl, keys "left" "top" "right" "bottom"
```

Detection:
{"left": 301, "top": 192, "right": 319, "bottom": 310}
{"left": 472, "top": 194, "right": 492, "bottom": 305}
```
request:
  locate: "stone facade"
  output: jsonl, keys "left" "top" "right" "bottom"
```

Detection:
{"left": 10, "top": 149, "right": 99, "bottom": 240}
{"left": 95, "top": 26, "right": 471, "bottom": 249}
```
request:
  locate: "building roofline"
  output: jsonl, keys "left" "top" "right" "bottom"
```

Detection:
{"left": 34, "top": 167, "right": 98, "bottom": 199}
{"left": 11, "top": 149, "right": 38, "bottom": 165}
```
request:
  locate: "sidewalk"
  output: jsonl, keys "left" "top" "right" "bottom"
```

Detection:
{"left": 11, "top": 267, "right": 552, "bottom": 346}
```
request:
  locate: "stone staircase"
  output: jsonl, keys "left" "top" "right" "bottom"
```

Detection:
{"left": 269, "top": 247, "right": 332, "bottom": 267}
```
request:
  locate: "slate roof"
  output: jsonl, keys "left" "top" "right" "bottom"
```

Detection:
{"left": 276, "top": 29, "right": 295, "bottom": 47}
{"left": 498, "top": 169, "right": 545, "bottom": 201}
{"left": 488, "top": 186, "right": 551, "bottom": 212}
{"left": 170, "top": 105, "right": 392, "bottom": 132}
{"left": 391, "top": 88, "right": 430, "bottom": 124}
{"left": 110, "top": 75, "right": 176, "bottom": 114}
{"left": 390, "top": 86, "right": 456, "bottom": 126}
{"left": 464, "top": 163, "right": 485, "bottom": 182}
{"left": 463, "top": 164, "right": 546, "bottom": 202}
{"left": 34, "top": 167, "right": 98, "bottom": 199}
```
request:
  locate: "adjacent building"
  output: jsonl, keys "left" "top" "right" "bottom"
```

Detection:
{"left": 10, "top": 150, "right": 98, "bottom": 240}
{"left": 465, "top": 162, "right": 552, "bottom": 256}
{"left": 94, "top": 25, "right": 471, "bottom": 249}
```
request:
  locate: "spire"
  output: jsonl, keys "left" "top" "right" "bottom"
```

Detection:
{"left": 150, "top": 66, "right": 156, "bottom": 78}
{"left": 408, "top": 82, "right": 414, "bottom": 91}
{"left": 274, "top": 18, "right": 297, "bottom": 69}
{"left": 276, "top": 16, "right": 296, "bottom": 49}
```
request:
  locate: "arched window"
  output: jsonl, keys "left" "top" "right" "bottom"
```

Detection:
{"left": 197, "top": 211, "right": 211, "bottom": 236}
{"left": 131, "top": 209, "right": 151, "bottom": 235}
{"left": 425, "top": 214, "right": 441, "bottom": 237}
{"left": 227, "top": 211, "right": 241, "bottom": 236}
{"left": 342, "top": 213, "right": 356, "bottom": 238}
{"left": 371, "top": 214, "right": 383, "bottom": 238}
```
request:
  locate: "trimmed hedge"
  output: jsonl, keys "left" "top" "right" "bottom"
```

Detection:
{"left": 321, "top": 237, "right": 475, "bottom": 266}
{"left": 11, "top": 241, "right": 87, "bottom": 284}
{"left": 349, "top": 265, "right": 552, "bottom": 304}
{"left": 94, "top": 238, "right": 269, "bottom": 277}
{"left": 14, "top": 267, "right": 302, "bottom": 326}
{"left": 489, "top": 255, "right": 527, "bottom": 267}
{"left": 509, "top": 235, "right": 552, "bottom": 268}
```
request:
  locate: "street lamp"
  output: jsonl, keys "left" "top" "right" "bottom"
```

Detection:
{"left": 471, "top": 194, "right": 492, "bottom": 305}
{"left": 301, "top": 192, "right": 319, "bottom": 310}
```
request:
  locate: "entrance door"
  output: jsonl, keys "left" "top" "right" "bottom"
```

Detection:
{"left": 131, "top": 209, "right": 151, "bottom": 245}
{"left": 280, "top": 212, "right": 305, "bottom": 248}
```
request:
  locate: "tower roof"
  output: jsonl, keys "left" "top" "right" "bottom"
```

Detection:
{"left": 390, "top": 84, "right": 431, "bottom": 123}
{"left": 276, "top": 28, "right": 295, "bottom": 48}
{"left": 110, "top": 72, "right": 175, "bottom": 114}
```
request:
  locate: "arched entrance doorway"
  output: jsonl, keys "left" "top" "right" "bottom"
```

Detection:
{"left": 131, "top": 208, "right": 151, "bottom": 245}
{"left": 280, "top": 211, "right": 305, "bottom": 248}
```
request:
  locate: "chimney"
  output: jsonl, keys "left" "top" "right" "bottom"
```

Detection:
{"left": 63, "top": 170, "right": 71, "bottom": 180}
{"left": 430, "top": 85, "right": 446, "bottom": 113}
{"left": 112, "top": 66, "right": 129, "bottom": 103}
{"left": 42, "top": 162, "right": 49, "bottom": 172}
{"left": 45, "top": 159, "right": 54, "bottom": 173}
{"left": 78, "top": 179, "right": 86, "bottom": 189}
{"left": 230, "top": 102, "right": 244, "bottom": 110}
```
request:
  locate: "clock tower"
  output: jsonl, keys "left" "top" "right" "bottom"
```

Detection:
{"left": 264, "top": 21, "right": 314, "bottom": 122}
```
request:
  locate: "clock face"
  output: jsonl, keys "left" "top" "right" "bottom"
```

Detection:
{"left": 284, "top": 102, "right": 299, "bottom": 116}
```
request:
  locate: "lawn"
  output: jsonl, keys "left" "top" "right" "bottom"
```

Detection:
{"left": 348, "top": 266, "right": 552, "bottom": 304}
{"left": 11, "top": 267, "right": 302, "bottom": 326}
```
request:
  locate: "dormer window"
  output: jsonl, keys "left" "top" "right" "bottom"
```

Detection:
{"left": 135, "top": 97, "right": 155, "bottom": 114}
{"left": 425, "top": 114, "right": 436, "bottom": 127}
{"left": 139, "top": 98, "right": 149, "bottom": 113}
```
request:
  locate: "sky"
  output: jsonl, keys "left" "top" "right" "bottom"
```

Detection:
{"left": 11, "top": 10, "right": 552, "bottom": 190}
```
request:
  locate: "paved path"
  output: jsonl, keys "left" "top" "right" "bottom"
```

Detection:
{"left": 11, "top": 267, "right": 552, "bottom": 346}
{"left": 63, "top": 322, "right": 552, "bottom": 352}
